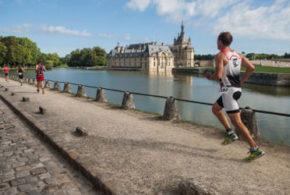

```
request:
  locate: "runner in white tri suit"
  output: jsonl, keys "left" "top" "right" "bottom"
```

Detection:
{"left": 205, "top": 32, "right": 264, "bottom": 160}
{"left": 216, "top": 49, "right": 242, "bottom": 114}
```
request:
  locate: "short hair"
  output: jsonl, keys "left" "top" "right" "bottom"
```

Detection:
{"left": 37, "top": 60, "right": 41, "bottom": 64}
{"left": 218, "top": 32, "right": 233, "bottom": 46}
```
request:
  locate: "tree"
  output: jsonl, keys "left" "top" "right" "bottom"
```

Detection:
{"left": 194, "top": 54, "right": 214, "bottom": 60}
{"left": 0, "top": 42, "right": 7, "bottom": 65}
{"left": 284, "top": 52, "right": 290, "bottom": 58}
{"left": 0, "top": 36, "right": 41, "bottom": 66}
{"left": 67, "top": 46, "right": 107, "bottom": 67}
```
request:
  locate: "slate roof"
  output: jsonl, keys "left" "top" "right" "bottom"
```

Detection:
{"left": 108, "top": 43, "right": 173, "bottom": 57}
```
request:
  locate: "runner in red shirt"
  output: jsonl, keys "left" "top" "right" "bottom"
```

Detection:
{"left": 35, "top": 61, "right": 47, "bottom": 94}
{"left": 3, "top": 64, "right": 9, "bottom": 81}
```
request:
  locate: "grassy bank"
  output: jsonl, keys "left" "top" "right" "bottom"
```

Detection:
{"left": 176, "top": 66, "right": 290, "bottom": 74}
{"left": 242, "top": 66, "right": 290, "bottom": 74}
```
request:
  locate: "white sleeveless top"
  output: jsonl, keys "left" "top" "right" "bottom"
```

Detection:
{"left": 221, "top": 50, "right": 241, "bottom": 88}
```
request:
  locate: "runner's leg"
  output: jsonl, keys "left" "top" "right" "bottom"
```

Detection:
{"left": 212, "top": 102, "right": 231, "bottom": 130}
{"left": 41, "top": 80, "right": 45, "bottom": 94}
{"left": 228, "top": 112, "right": 256, "bottom": 148}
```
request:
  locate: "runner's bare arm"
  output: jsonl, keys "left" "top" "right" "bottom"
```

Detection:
{"left": 240, "top": 55, "right": 255, "bottom": 84}
{"left": 207, "top": 53, "right": 224, "bottom": 80}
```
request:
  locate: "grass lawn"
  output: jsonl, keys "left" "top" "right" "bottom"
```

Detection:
{"left": 174, "top": 65, "right": 290, "bottom": 74}
{"left": 242, "top": 66, "right": 290, "bottom": 74}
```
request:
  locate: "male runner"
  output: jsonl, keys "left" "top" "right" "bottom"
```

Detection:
{"left": 35, "top": 61, "right": 47, "bottom": 94}
{"left": 206, "top": 32, "right": 264, "bottom": 160}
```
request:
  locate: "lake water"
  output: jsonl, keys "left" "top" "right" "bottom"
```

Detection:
{"left": 22, "top": 68, "right": 290, "bottom": 146}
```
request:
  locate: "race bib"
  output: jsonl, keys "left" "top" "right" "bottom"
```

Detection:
{"left": 220, "top": 86, "right": 228, "bottom": 93}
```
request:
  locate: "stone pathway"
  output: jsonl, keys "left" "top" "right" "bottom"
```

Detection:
{"left": 0, "top": 100, "right": 98, "bottom": 195}
{"left": 1, "top": 78, "right": 290, "bottom": 194}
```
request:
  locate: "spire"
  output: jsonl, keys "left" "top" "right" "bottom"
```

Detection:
{"left": 181, "top": 19, "right": 184, "bottom": 36}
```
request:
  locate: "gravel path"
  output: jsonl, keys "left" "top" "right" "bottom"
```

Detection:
{"left": 1, "top": 77, "right": 290, "bottom": 194}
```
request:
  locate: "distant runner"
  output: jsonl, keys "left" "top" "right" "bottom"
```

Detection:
{"left": 205, "top": 32, "right": 264, "bottom": 160}
{"left": 3, "top": 64, "right": 9, "bottom": 81}
{"left": 17, "top": 64, "right": 25, "bottom": 86}
{"left": 35, "top": 61, "right": 47, "bottom": 94}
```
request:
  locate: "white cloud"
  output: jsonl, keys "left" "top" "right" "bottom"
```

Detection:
{"left": 126, "top": 0, "right": 234, "bottom": 22}
{"left": 0, "top": 24, "right": 31, "bottom": 33}
{"left": 97, "top": 33, "right": 114, "bottom": 39}
{"left": 126, "top": 0, "right": 151, "bottom": 11}
{"left": 41, "top": 25, "right": 92, "bottom": 36}
{"left": 126, "top": 0, "right": 290, "bottom": 41}
{"left": 213, "top": 0, "right": 290, "bottom": 40}
{"left": 0, "top": 24, "right": 94, "bottom": 37}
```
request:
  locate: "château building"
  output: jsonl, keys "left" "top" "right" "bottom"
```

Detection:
{"left": 106, "top": 21, "right": 194, "bottom": 72}
{"left": 106, "top": 42, "right": 174, "bottom": 73}
{"left": 170, "top": 21, "right": 195, "bottom": 67}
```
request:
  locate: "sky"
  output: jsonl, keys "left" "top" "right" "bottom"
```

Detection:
{"left": 0, "top": 0, "right": 289, "bottom": 57}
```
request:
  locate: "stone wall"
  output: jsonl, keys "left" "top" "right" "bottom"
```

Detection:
{"left": 194, "top": 60, "right": 213, "bottom": 67}
{"left": 242, "top": 72, "right": 290, "bottom": 87}
{"left": 250, "top": 59, "right": 290, "bottom": 68}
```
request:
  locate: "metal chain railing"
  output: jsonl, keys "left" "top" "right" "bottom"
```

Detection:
{"left": 6, "top": 74, "right": 290, "bottom": 117}
{"left": 45, "top": 78, "right": 290, "bottom": 117}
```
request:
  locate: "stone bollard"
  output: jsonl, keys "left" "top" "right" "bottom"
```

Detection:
{"left": 241, "top": 107, "right": 259, "bottom": 139}
{"left": 11, "top": 92, "right": 15, "bottom": 96}
{"left": 39, "top": 106, "right": 46, "bottom": 114}
{"left": 4, "top": 88, "right": 8, "bottom": 92}
{"left": 121, "top": 91, "right": 135, "bottom": 109}
{"left": 28, "top": 78, "right": 34, "bottom": 85}
{"left": 45, "top": 80, "right": 51, "bottom": 88}
{"left": 179, "top": 178, "right": 210, "bottom": 195}
{"left": 22, "top": 97, "right": 30, "bottom": 102}
{"left": 74, "top": 127, "right": 88, "bottom": 137}
{"left": 162, "top": 97, "right": 180, "bottom": 120}
{"left": 63, "top": 82, "right": 72, "bottom": 93}
{"left": 53, "top": 82, "right": 61, "bottom": 91}
{"left": 96, "top": 88, "right": 107, "bottom": 103}
{"left": 76, "top": 85, "right": 87, "bottom": 97}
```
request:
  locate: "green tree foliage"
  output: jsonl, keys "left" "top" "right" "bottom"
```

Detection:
{"left": 67, "top": 47, "right": 107, "bottom": 67}
{"left": 284, "top": 53, "right": 290, "bottom": 58}
{"left": 246, "top": 53, "right": 283, "bottom": 60}
{"left": 0, "top": 41, "right": 7, "bottom": 65}
{"left": 0, "top": 36, "right": 41, "bottom": 66}
{"left": 0, "top": 36, "right": 67, "bottom": 68}
{"left": 39, "top": 53, "right": 61, "bottom": 68}
{"left": 194, "top": 54, "right": 215, "bottom": 60}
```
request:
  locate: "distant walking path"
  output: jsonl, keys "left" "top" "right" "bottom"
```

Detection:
{"left": 1, "top": 78, "right": 290, "bottom": 194}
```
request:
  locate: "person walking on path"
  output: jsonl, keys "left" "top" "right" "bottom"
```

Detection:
{"left": 35, "top": 61, "right": 47, "bottom": 94}
{"left": 3, "top": 64, "right": 9, "bottom": 81}
{"left": 205, "top": 32, "right": 264, "bottom": 161}
{"left": 17, "top": 64, "right": 25, "bottom": 86}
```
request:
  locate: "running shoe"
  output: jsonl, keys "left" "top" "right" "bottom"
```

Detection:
{"left": 222, "top": 132, "right": 238, "bottom": 145}
{"left": 247, "top": 148, "right": 265, "bottom": 161}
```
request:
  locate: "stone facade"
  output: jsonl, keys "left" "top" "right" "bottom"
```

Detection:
{"left": 106, "top": 22, "right": 195, "bottom": 71}
{"left": 170, "top": 21, "right": 195, "bottom": 67}
{"left": 106, "top": 42, "right": 174, "bottom": 73}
